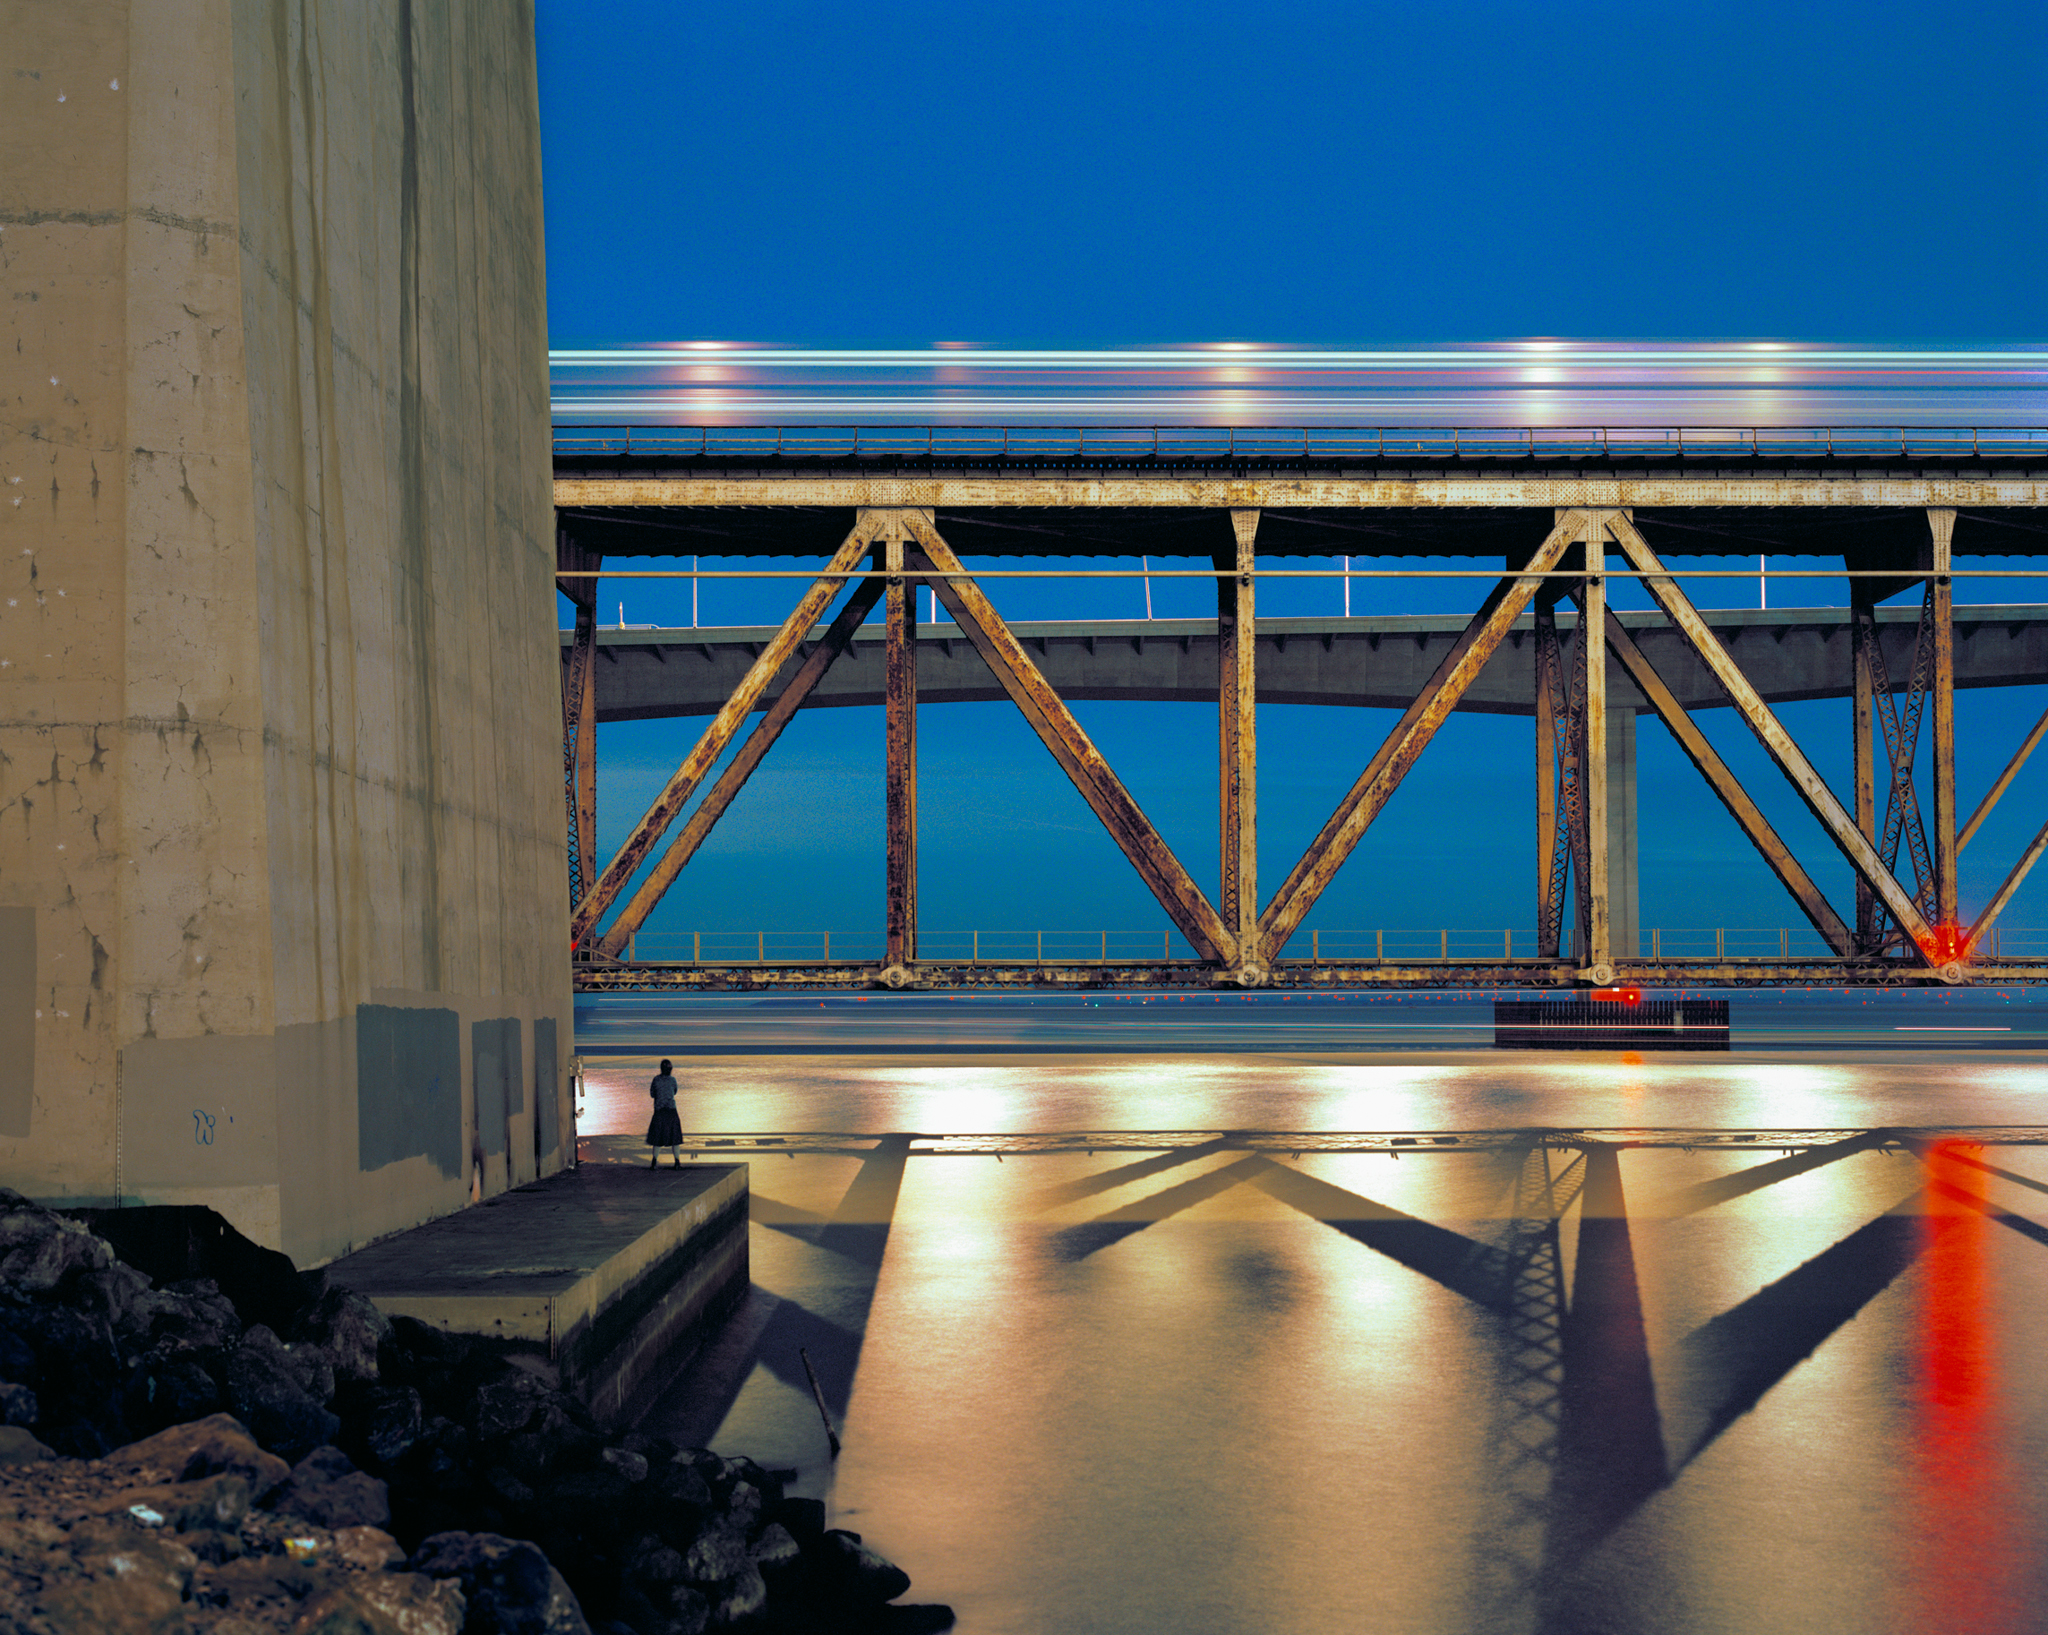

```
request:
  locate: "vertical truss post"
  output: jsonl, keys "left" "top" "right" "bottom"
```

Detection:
{"left": 1574, "top": 512, "right": 1611, "bottom": 976}
{"left": 1218, "top": 510, "right": 1260, "bottom": 972}
{"left": 885, "top": 525, "right": 919, "bottom": 971}
{"left": 1534, "top": 592, "right": 1562, "bottom": 959}
{"left": 1850, "top": 578, "right": 1878, "bottom": 952}
{"left": 570, "top": 519, "right": 881, "bottom": 953}
{"left": 1928, "top": 508, "right": 1959, "bottom": 943}
{"left": 1607, "top": 513, "right": 1939, "bottom": 964}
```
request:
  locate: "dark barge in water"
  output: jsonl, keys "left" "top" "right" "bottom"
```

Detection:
{"left": 1495, "top": 990, "right": 1730, "bottom": 1050}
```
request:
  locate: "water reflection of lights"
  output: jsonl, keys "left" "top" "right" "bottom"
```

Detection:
{"left": 1914, "top": 1142, "right": 2022, "bottom": 1635}
{"left": 548, "top": 342, "right": 2048, "bottom": 426}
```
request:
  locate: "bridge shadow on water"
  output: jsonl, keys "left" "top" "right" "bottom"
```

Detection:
{"left": 602, "top": 1123, "right": 2048, "bottom": 1633}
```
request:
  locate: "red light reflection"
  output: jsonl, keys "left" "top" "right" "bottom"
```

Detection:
{"left": 1912, "top": 1142, "right": 2020, "bottom": 1634}
{"left": 1589, "top": 986, "right": 1642, "bottom": 1005}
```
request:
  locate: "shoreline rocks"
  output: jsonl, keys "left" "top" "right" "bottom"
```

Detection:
{"left": 0, "top": 1190, "right": 953, "bottom": 1633}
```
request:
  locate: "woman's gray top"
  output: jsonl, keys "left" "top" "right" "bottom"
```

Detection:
{"left": 650, "top": 1073, "right": 678, "bottom": 1109}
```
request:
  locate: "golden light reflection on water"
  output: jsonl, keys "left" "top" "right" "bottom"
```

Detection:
{"left": 592, "top": 1053, "right": 2048, "bottom": 1634}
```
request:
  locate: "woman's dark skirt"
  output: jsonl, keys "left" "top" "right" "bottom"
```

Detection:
{"left": 647, "top": 1105, "right": 683, "bottom": 1147}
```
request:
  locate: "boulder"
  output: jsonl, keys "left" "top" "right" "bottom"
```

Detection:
{"left": 410, "top": 1530, "right": 592, "bottom": 1635}
{"left": 332, "top": 1524, "right": 408, "bottom": 1571}
{"left": 0, "top": 1203, "right": 113, "bottom": 1291}
{"left": 149, "top": 1278, "right": 246, "bottom": 1351}
{"left": 225, "top": 1325, "right": 341, "bottom": 1460}
{"left": 680, "top": 1523, "right": 749, "bottom": 1586}
{"left": 0, "top": 1425, "right": 54, "bottom": 1465}
{"left": 0, "top": 1379, "right": 37, "bottom": 1428}
{"left": 471, "top": 1373, "right": 549, "bottom": 1441}
{"left": 354, "top": 1383, "right": 425, "bottom": 1468}
{"left": 703, "top": 1562, "right": 766, "bottom": 1627}
{"left": 721, "top": 1480, "right": 762, "bottom": 1533}
{"left": 661, "top": 1585, "right": 709, "bottom": 1635}
{"left": 73, "top": 1262, "right": 154, "bottom": 1338}
{"left": 286, "top": 1572, "right": 467, "bottom": 1635}
{"left": 599, "top": 1446, "right": 648, "bottom": 1484}
{"left": 272, "top": 1445, "right": 394, "bottom": 1529}
{"left": 102, "top": 1471, "right": 252, "bottom": 1533}
{"left": 125, "top": 1348, "right": 227, "bottom": 1435}
{"left": 748, "top": 1523, "right": 800, "bottom": 1577}
{"left": 816, "top": 1530, "right": 913, "bottom": 1605}
{"left": 292, "top": 1286, "right": 392, "bottom": 1387}
{"left": 39, "top": 1527, "right": 197, "bottom": 1633}
{"left": 108, "top": 1411, "right": 292, "bottom": 1498}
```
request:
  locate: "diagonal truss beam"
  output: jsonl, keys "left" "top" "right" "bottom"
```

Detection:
{"left": 1602, "top": 610, "right": 1852, "bottom": 955}
{"left": 1959, "top": 699, "right": 2048, "bottom": 854}
{"left": 1606, "top": 514, "right": 1939, "bottom": 965}
{"left": 903, "top": 513, "right": 1237, "bottom": 963}
{"left": 570, "top": 518, "right": 882, "bottom": 952}
{"left": 1964, "top": 813, "right": 2048, "bottom": 957}
{"left": 1257, "top": 514, "right": 1580, "bottom": 962}
{"left": 594, "top": 573, "right": 890, "bottom": 958}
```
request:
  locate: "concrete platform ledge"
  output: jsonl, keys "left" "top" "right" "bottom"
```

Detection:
{"left": 324, "top": 1164, "right": 747, "bottom": 1425}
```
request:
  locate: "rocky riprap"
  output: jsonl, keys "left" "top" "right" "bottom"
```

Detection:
{"left": 0, "top": 1190, "right": 951, "bottom": 1634}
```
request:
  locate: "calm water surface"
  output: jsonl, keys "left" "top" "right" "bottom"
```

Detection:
{"left": 576, "top": 993, "right": 2048, "bottom": 1634}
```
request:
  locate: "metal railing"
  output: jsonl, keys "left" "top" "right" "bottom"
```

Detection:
{"left": 554, "top": 424, "right": 2048, "bottom": 465}
{"left": 602, "top": 928, "right": 2048, "bottom": 966}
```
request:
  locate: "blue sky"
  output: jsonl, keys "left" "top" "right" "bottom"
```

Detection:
{"left": 536, "top": 1, "right": 2048, "bottom": 952}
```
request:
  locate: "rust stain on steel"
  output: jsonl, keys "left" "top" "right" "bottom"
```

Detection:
{"left": 595, "top": 575, "right": 888, "bottom": 957}
{"left": 1851, "top": 590, "right": 1879, "bottom": 950}
{"left": 1607, "top": 514, "right": 1939, "bottom": 962}
{"left": 555, "top": 476, "right": 2048, "bottom": 511}
{"left": 571, "top": 958, "right": 2048, "bottom": 994}
{"left": 1256, "top": 514, "right": 1582, "bottom": 961}
{"left": 561, "top": 599, "right": 600, "bottom": 919}
{"left": 885, "top": 528, "right": 918, "bottom": 967}
{"left": 1576, "top": 519, "right": 1610, "bottom": 969}
{"left": 1217, "top": 510, "right": 1259, "bottom": 963}
{"left": 570, "top": 519, "right": 881, "bottom": 951}
{"left": 1959, "top": 699, "right": 2048, "bottom": 854}
{"left": 1603, "top": 610, "right": 1852, "bottom": 954}
{"left": 1927, "top": 508, "right": 1960, "bottom": 927}
{"left": 903, "top": 513, "right": 1238, "bottom": 964}
{"left": 1966, "top": 814, "right": 2048, "bottom": 955}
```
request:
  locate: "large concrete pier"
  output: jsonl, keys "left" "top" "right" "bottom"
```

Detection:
{"left": 0, "top": 2, "right": 569, "bottom": 1263}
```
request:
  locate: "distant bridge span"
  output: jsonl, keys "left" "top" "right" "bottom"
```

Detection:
{"left": 565, "top": 604, "right": 2048, "bottom": 723}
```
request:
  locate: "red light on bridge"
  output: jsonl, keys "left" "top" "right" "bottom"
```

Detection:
{"left": 1918, "top": 924, "right": 1968, "bottom": 965}
{"left": 1589, "top": 986, "right": 1643, "bottom": 1005}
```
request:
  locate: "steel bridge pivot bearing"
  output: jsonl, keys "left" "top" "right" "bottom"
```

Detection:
{"left": 1214, "top": 961, "right": 1271, "bottom": 988}
{"left": 877, "top": 962, "right": 918, "bottom": 990}
{"left": 1938, "top": 961, "right": 1968, "bottom": 985}
{"left": 1578, "top": 964, "right": 1617, "bottom": 988}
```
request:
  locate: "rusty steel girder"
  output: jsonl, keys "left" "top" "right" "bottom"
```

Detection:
{"left": 563, "top": 493, "right": 2048, "bottom": 992}
{"left": 571, "top": 957, "right": 2048, "bottom": 993}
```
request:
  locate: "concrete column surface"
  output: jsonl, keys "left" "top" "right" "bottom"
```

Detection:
{"left": 0, "top": 0, "right": 570, "bottom": 1264}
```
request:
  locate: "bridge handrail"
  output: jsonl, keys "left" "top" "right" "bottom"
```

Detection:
{"left": 553, "top": 424, "right": 2048, "bottom": 463}
{"left": 601, "top": 927, "right": 2047, "bottom": 964}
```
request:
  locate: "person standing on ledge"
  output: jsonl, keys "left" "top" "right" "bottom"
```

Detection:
{"left": 647, "top": 1058, "right": 683, "bottom": 1168}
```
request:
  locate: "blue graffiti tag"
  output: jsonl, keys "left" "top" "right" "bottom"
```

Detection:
{"left": 193, "top": 1109, "right": 215, "bottom": 1146}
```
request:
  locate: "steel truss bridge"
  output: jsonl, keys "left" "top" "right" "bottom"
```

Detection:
{"left": 553, "top": 425, "right": 2048, "bottom": 992}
